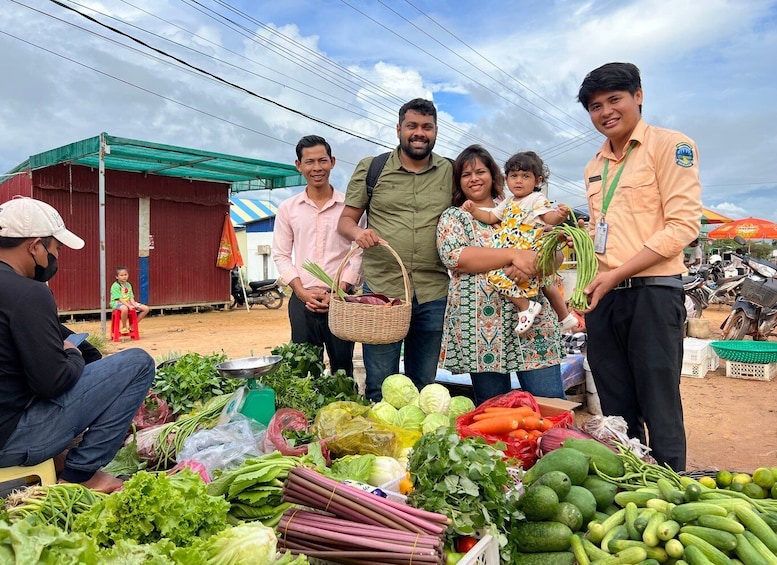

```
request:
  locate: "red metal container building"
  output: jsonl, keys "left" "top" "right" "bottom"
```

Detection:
{"left": 0, "top": 134, "right": 303, "bottom": 315}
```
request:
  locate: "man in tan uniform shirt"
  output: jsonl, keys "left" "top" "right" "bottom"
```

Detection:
{"left": 578, "top": 62, "right": 702, "bottom": 471}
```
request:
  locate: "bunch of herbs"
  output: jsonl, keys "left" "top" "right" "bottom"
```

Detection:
{"left": 152, "top": 352, "right": 238, "bottom": 415}
{"left": 407, "top": 428, "right": 523, "bottom": 561}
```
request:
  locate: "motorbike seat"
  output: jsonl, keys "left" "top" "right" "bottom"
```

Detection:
{"left": 682, "top": 275, "right": 702, "bottom": 290}
{"left": 249, "top": 279, "right": 277, "bottom": 291}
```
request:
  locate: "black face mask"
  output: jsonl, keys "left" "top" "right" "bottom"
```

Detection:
{"left": 33, "top": 250, "right": 59, "bottom": 282}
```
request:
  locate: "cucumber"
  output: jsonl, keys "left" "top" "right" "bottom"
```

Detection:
{"left": 607, "top": 539, "right": 668, "bottom": 562}
{"left": 679, "top": 525, "right": 737, "bottom": 552}
{"left": 514, "top": 551, "right": 575, "bottom": 565}
{"left": 600, "top": 524, "right": 630, "bottom": 552}
{"left": 523, "top": 447, "right": 590, "bottom": 485}
{"left": 634, "top": 508, "right": 656, "bottom": 536}
{"left": 584, "top": 475, "right": 619, "bottom": 511}
{"left": 658, "top": 478, "right": 686, "bottom": 505}
{"left": 742, "top": 531, "right": 777, "bottom": 565}
{"left": 625, "top": 502, "right": 641, "bottom": 540}
{"left": 696, "top": 515, "right": 745, "bottom": 535}
{"left": 570, "top": 534, "right": 591, "bottom": 565}
{"left": 760, "top": 511, "right": 777, "bottom": 533}
{"left": 683, "top": 545, "right": 714, "bottom": 565}
{"left": 520, "top": 484, "right": 560, "bottom": 521}
{"left": 671, "top": 503, "right": 728, "bottom": 524}
{"left": 615, "top": 491, "right": 660, "bottom": 508}
{"left": 642, "top": 511, "right": 665, "bottom": 547}
{"left": 646, "top": 498, "right": 674, "bottom": 514}
{"left": 657, "top": 519, "right": 681, "bottom": 541}
{"left": 562, "top": 437, "right": 625, "bottom": 478}
{"left": 512, "top": 521, "right": 573, "bottom": 552}
{"left": 665, "top": 538, "right": 685, "bottom": 559}
{"left": 684, "top": 483, "right": 703, "bottom": 502}
{"left": 582, "top": 536, "right": 612, "bottom": 560}
{"left": 734, "top": 533, "right": 776, "bottom": 565}
{"left": 734, "top": 505, "right": 777, "bottom": 554}
{"left": 589, "top": 546, "right": 647, "bottom": 565}
{"left": 677, "top": 532, "right": 734, "bottom": 565}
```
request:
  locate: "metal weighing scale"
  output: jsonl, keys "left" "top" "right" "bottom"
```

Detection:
{"left": 216, "top": 355, "right": 282, "bottom": 426}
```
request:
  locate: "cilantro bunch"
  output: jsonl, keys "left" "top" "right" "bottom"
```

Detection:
{"left": 407, "top": 429, "right": 523, "bottom": 560}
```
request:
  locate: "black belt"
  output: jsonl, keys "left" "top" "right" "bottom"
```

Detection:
{"left": 613, "top": 275, "right": 683, "bottom": 290}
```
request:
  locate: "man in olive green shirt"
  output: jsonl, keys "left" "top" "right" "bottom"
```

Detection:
{"left": 339, "top": 98, "right": 452, "bottom": 401}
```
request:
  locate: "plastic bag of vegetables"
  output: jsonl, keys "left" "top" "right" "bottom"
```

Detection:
{"left": 312, "top": 401, "right": 420, "bottom": 459}
{"left": 455, "top": 390, "right": 573, "bottom": 469}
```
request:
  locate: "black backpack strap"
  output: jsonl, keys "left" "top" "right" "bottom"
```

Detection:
{"left": 365, "top": 151, "right": 391, "bottom": 205}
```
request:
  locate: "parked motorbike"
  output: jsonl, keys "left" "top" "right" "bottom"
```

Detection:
{"left": 231, "top": 270, "right": 284, "bottom": 309}
{"left": 720, "top": 240, "right": 777, "bottom": 340}
{"left": 683, "top": 274, "right": 706, "bottom": 318}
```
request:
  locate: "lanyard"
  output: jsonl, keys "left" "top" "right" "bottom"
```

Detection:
{"left": 600, "top": 141, "right": 636, "bottom": 219}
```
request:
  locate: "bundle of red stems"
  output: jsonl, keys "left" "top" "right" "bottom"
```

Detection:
{"left": 280, "top": 466, "right": 450, "bottom": 564}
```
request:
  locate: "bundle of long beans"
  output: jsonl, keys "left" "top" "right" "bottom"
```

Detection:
{"left": 4, "top": 483, "right": 107, "bottom": 531}
{"left": 536, "top": 209, "right": 597, "bottom": 310}
{"left": 280, "top": 466, "right": 449, "bottom": 564}
{"left": 594, "top": 442, "right": 777, "bottom": 513}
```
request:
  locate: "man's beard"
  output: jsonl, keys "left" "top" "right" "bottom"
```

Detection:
{"left": 400, "top": 137, "right": 434, "bottom": 160}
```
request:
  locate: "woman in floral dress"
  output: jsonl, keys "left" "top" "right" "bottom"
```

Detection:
{"left": 436, "top": 145, "right": 565, "bottom": 405}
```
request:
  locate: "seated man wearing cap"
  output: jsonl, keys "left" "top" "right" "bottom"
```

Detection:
{"left": 0, "top": 196, "right": 155, "bottom": 492}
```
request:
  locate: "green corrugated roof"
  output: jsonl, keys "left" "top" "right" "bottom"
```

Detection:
{"left": 5, "top": 133, "right": 304, "bottom": 190}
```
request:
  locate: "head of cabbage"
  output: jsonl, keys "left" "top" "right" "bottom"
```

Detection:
{"left": 448, "top": 396, "right": 476, "bottom": 421}
{"left": 418, "top": 383, "right": 451, "bottom": 415}
{"left": 394, "top": 404, "right": 425, "bottom": 431}
{"left": 369, "top": 401, "right": 398, "bottom": 426}
{"left": 381, "top": 374, "right": 419, "bottom": 409}
{"left": 421, "top": 412, "right": 451, "bottom": 435}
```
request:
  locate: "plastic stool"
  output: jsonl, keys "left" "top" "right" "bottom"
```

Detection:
{"left": 111, "top": 309, "right": 139, "bottom": 342}
{"left": 0, "top": 458, "right": 57, "bottom": 486}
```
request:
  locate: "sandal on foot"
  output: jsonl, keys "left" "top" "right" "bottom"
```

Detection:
{"left": 559, "top": 313, "right": 578, "bottom": 332}
{"left": 515, "top": 301, "right": 542, "bottom": 335}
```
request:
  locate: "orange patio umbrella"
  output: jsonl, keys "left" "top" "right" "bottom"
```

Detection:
{"left": 706, "top": 216, "right": 777, "bottom": 240}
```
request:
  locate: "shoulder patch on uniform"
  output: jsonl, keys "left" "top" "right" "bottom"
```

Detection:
{"left": 675, "top": 142, "right": 694, "bottom": 168}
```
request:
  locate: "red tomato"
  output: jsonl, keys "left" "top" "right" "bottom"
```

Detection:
{"left": 455, "top": 536, "right": 478, "bottom": 553}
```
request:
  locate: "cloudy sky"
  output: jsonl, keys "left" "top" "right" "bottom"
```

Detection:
{"left": 2, "top": 0, "right": 776, "bottom": 222}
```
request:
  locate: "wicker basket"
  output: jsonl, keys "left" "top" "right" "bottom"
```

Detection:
{"left": 709, "top": 340, "right": 777, "bottom": 364}
{"left": 328, "top": 242, "right": 412, "bottom": 344}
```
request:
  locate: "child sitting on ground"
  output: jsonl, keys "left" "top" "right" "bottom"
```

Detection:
{"left": 110, "top": 266, "right": 149, "bottom": 333}
{"left": 463, "top": 151, "right": 577, "bottom": 334}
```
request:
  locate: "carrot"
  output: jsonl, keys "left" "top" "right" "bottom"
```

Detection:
{"left": 483, "top": 406, "right": 536, "bottom": 416}
{"left": 509, "top": 429, "right": 530, "bottom": 440}
{"left": 539, "top": 418, "right": 554, "bottom": 431}
{"left": 528, "top": 430, "right": 543, "bottom": 441}
{"left": 519, "top": 416, "right": 544, "bottom": 431}
{"left": 468, "top": 416, "right": 520, "bottom": 434}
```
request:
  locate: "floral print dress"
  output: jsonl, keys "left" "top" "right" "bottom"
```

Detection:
{"left": 436, "top": 205, "right": 563, "bottom": 374}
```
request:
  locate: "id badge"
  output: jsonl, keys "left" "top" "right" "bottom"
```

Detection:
{"left": 594, "top": 220, "right": 608, "bottom": 254}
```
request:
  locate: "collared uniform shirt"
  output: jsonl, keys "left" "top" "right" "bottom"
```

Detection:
{"left": 584, "top": 119, "right": 702, "bottom": 277}
{"left": 272, "top": 188, "right": 363, "bottom": 290}
{"left": 345, "top": 148, "right": 452, "bottom": 304}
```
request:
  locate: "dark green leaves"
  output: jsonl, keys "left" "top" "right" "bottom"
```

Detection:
{"left": 152, "top": 353, "right": 238, "bottom": 416}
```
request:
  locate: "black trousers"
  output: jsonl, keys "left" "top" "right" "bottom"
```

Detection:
{"left": 288, "top": 293, "right": 355, "bottom": 377}
{"left": 586, "top": 285, "right": 687, "bottom": 471}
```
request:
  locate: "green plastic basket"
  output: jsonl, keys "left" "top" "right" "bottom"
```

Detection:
{"left": 710, "top": 341, "right": 777, "bottom": 364}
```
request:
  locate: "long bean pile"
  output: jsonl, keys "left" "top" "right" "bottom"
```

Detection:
{"left": 280, "top": 466, "right": 450, "bottom": 564}
{"left": 594, "top": 442, "right": 777, "bottom": 513}
{"left": 4, "top": 483, "right": 107, "bottom": 531}
{"left": 537, "top": 209, "right": 597, "bottom": 310}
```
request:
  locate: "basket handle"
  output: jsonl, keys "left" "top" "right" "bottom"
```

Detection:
{"left": 332, "top": 241, "right": 412, "bottom": 304}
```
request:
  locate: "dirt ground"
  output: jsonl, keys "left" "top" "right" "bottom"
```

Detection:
{"left": 65, "top": 301, "right": 777, "bottom": 474}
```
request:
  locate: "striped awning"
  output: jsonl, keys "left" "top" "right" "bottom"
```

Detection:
{"left": 229, "top": 198, "right": 277, "bottom": 226}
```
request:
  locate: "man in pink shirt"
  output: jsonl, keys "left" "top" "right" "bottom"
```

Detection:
{"left": 272, "top": 135, "right": 363, "bottom": 376}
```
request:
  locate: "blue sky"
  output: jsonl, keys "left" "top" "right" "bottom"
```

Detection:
{"left": 2, "top": 0, "right": 776, "bottom": 222}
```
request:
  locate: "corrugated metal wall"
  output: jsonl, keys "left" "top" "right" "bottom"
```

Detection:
{"left": 0, "top": 165, "right": 231, "bottom": 313}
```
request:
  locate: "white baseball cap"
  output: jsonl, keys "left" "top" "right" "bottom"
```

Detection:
{"left": 0, "top": 196, "right": 85, "bottom": 249}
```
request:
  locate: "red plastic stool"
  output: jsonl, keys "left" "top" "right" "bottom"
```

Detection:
{"left": 111, "top": 309, "right": 140, "bottom": 342}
